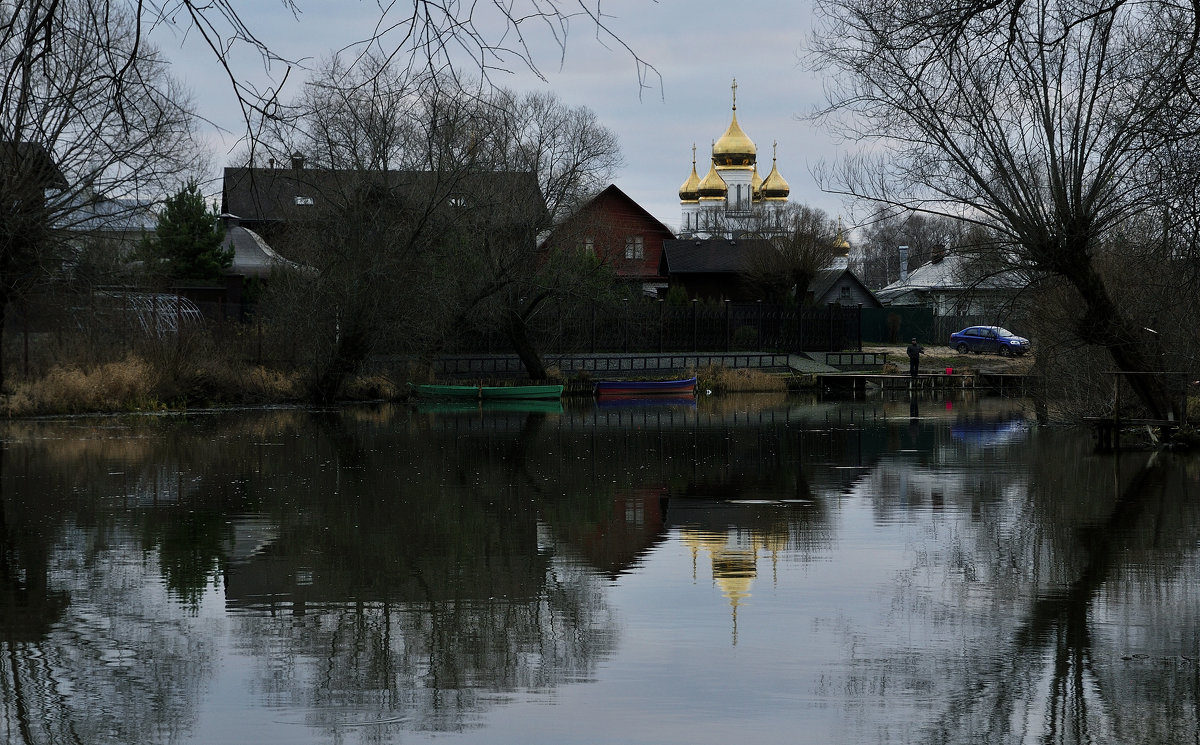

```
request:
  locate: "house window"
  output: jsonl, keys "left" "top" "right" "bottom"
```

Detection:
{"left": 625, "top": 235, "right": 644, "bottom": 260}
{"left": 294, "top": 196, "right": 314, "bottom": 206}
{"left": 449, "top": 194, "right": 467, "bottom": 207}
{"left": 583, "top": 236, "right": 595, "bottom": 255}
{"left": 840, "top": 286, "right": 851, "bottom": 303}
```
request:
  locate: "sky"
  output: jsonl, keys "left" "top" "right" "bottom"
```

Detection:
{"left": 159, "top": 1, "right": 849, "bottom": 234}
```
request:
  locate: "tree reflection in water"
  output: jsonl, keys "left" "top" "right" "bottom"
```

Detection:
{"left": 0, "top": 401, "right": 1196, "bottom": 744}
{"left": 871, "top": 432, "right": 1200, "bottom": 745}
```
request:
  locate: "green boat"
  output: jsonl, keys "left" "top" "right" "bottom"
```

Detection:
{"left": 416, "top": 383, "right": 563, "bottom": 400}
{"left": 417, "top": 399, "right": 564, "bottom": 415}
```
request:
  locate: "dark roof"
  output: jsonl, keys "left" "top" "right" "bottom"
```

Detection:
{"left": 660, "top": 238, "right": 777, "bottom": 274}
{"left": 1, "top": 142, "right": 67, "bottom": 190}
{"left": 809, "top": 268, "right": 866, "bottom": 297}
{"left": 221, "top": 167, "right": 544, "bottom": 223}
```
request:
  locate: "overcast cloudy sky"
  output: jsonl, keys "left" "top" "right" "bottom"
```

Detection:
{"left": 163, "top": 1, "right": 848, "bottom": 232}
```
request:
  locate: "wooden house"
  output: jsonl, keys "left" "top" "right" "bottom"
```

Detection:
{"left": 540, "top": 184, "right": 675, "bottom": 297}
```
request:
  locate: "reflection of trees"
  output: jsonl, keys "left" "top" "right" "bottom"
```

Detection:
{"left": 1, "top": 520, "right": 216, "bottom": 744}
{"left": 845, "top": 423, "right": 1200, "bottom": 745}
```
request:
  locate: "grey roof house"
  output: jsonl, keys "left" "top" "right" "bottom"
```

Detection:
{"left": 875, "top": 251, "right": 1027, "bottom": 315}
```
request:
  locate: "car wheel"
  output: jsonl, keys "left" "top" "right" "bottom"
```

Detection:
{"left": 998, "top": 346, "right": 1009, "bottom": 357}
{"left": 956, "top": 343, "right": 969, "bottom": 354}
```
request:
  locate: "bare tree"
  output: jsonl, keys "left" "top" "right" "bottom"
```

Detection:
{"left": 0, "top": 0, "right": 201, "bottom": 390}
{"left": 740, "top": 203, "right": 840, "bottom": 305}
{"left": 813, "top": 0, "right": 1200, "bottom": 420}
{"left": 142, "top": 1, "right": 656, "bottom": 145}
{"left": 253, "top": 61, "right": 621, "bottom": 393}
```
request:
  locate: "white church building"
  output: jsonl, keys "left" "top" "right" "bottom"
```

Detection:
{"left": 677, "top": 80, "right": 791, "bottom": 238}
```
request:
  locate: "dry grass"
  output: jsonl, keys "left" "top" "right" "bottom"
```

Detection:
{"left": 3, "top": 356, "right": 162, "bottom": 415}
{"left": 694, "top": 364, "right": 789, "bottom": 394}
{"left": 0, "top": 355, "right": 315, "bottom": 416}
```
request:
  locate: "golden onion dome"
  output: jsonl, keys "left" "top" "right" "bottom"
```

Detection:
{"left": 833, "top": 217, "right": 851, "bottom": 254}
{"left": 678, "top": 145, "right": 701, "bottom": 202}
{"left": 762, "top": 143, "right": 790, "bottom": 200}
{"left": 751, "top": 164, "right": 764, "bottom": 202}
{"left": 697, "top": 157, "right": 728, "bottom": 199}
{"left": 713, "top": 79, "right": 756, "bottom": 168}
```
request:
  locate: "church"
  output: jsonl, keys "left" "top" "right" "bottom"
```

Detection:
{"left": 677, "top": 80, "right": 791, "bottom": 238}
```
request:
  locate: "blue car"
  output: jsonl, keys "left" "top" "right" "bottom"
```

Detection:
{"left": 949, "top": 326, "right": 1030, "bottom": 356}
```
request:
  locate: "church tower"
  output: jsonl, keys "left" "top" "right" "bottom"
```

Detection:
{"left": 678, "top": 79, "right": 789, "bottom": 238}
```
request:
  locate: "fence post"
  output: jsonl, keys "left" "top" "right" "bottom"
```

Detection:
{"left": 658, "top": 299, "right": 664, "bottom": 353}
{"left": 22, "top": 303, "right": 28, "bottom": 379}
{"left": 797, "top": 306, "right": 805, "bottom": 353}
{"left": 725, "top": 300, "right": 731, "bottom": 353}
{"left": 623, "top": 299, "right": 630, "bottom": 352}
{"left": 857, "top": 303, "right": 863, "bottom": 352}
{"left": 757, "top": 300, "right": 763, "bottom": 350}
{"left": 827, "top": 303, "right": 835, "bottom": 352}
{"left": 692, "top": 299, "right": 698, "bottom": 352}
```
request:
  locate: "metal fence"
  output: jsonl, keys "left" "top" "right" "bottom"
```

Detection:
{"left": 449, "top": 301, "right": 862, "bottom": 356}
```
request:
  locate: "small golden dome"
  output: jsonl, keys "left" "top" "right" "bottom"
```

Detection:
{"left": 752, "top": 165, "right": 763, "bottom": 203}
{"left": 678, "top": 145, "right": 701, "bottom": 202}
{"left": 713, "top": 79, "right": 756, "bottom": 168}
{"left": 697, "top": 157, "right": 728, "bottom": 199}
{"left": 833, "top": 216, "right": 851, "bottom": 254}
{"left": 762, "top": 142, "right": 789, "bottom": 200}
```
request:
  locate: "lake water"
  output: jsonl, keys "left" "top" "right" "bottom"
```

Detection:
{"left": 1, "top": 392, "right": 1198, "bottom": 745}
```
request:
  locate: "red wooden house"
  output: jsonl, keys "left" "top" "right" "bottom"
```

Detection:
{"left": 541, "top": 184, "right": 675, "bottom": 297}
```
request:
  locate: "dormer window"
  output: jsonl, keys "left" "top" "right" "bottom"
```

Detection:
{"left": 294, "top": 196, "right": 314, "bottom": 206}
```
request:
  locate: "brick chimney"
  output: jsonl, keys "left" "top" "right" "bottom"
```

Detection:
{"left": 899, "top": 245, "right": 909, "bottom": 283}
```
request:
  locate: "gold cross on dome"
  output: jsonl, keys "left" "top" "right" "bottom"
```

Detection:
{"left": 732, "top": 78, "right": 738, "bottom": 109}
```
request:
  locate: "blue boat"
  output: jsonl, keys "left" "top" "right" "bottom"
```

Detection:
{"left": 594, "top": 377, "right": 697, "bottom": 397}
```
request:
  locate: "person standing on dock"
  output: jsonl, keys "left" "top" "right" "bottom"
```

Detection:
{"left": 906, "top": 338, "right": 924, "bottom": 379}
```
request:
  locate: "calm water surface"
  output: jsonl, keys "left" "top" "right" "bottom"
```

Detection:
{"left": 2, "top": 393, "right": 1198, "bottom": 744}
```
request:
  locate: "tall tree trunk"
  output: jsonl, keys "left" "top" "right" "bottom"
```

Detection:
{"left": 504, "top": 310, "right": 547, "bottom": 381}
{"left": 1067, "top": 262, "right": 1175, "bottom": 421}
{"left": 0, "top": 296, "right": 7, "bottom": 394}
{"left": 310, "top": 326, "right": 372, "bottom": 404}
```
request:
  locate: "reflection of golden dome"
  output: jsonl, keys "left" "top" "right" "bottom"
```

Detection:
{"left": 712, "top": 550, "right": 757, "bottom": 583}
{"left": 680, "top": 528, "right": 730, "bottom": 553}
{"left": 712, "top": 79, "right": 756, "bottom": 169}
{"left": 678, "top": 145, "right": 701, "bottom": 202}
{"left": 712, "top": 548, "right": 756, "bottom": 647}
{"left": 762, "top": 142, "right": 789, "bottom": 201}
{"left": 697, "top": 158, "right": 728, "bottom": 200}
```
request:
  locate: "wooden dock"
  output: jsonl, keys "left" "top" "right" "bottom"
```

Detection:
{"left": 817, "top": 370, "right": 1030, "bottom": 393}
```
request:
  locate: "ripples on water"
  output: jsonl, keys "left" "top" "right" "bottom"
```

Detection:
{"left": 0, "top": 393, "right": 1197, "bottom": 744}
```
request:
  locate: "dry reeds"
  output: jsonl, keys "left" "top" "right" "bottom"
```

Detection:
{"left": 3, "top": 356, "right": 161, "bottom": 415}
{"left": 694, "top": 364, "right": 789, "bottom": 394}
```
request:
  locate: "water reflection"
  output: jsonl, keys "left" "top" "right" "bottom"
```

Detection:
{"left": 0, "top": 396, "right": 1195, "bottom": 744}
